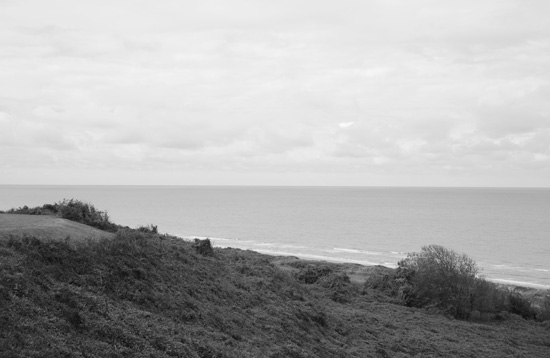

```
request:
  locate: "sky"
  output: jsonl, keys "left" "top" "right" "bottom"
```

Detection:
{"left": 1, "top": 0, "right": 549, "bottom": 186}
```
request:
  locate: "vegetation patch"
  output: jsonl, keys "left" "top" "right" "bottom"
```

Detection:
{"left": 2, "top": 199, "right": 118, "bottom": 232}
{"left": 1, "top": 201, "right": 549, "bottom": 357}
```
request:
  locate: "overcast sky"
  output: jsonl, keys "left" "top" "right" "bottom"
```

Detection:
{"left": 1, "top": 0, "right": 549, "bottom": 186}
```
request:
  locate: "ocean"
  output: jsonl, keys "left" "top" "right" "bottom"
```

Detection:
{"left": 1, "top": 185, "right": 549, "bottom": 289}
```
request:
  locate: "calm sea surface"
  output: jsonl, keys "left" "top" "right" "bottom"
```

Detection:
{"left": 1, "top": 185, "right": 549, "bottom": 288}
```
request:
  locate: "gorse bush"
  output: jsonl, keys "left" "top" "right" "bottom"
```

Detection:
{"left": 398, "top": 245, "right": 479, "bottom": 319}
{"left": 5, "top": 199, "right": 118, "bottom": 232}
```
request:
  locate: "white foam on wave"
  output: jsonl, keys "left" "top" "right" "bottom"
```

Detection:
{"left": 391, "top": 251, "right": 407, "bottom": 257}
{"left": 333, "top": 247, "right": 385, "bottom": 256}
{"left": 488, "top": 278, "right": 550, "bottom": 290}
{"left": 183, "top": 236, "right": 257, "bottom": 246}
{"left": 333, "top": 247, "right": 363, "bottom": 254}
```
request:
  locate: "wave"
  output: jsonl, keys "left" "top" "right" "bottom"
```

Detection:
{"left": 488, "top": 278, "right": 550, "bottom": 290}
{"left": 333, "top": 247, "right": 383, "bottom": 256}
{"left": 332, "top": 248, "right": 406, "bottom": 259}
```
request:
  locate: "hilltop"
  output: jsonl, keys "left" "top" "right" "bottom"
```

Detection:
{"left": 0, "top": 202, "right": 549, "bottom": 357}
{"left": 0, "top": 214, "right": 115, "bottom": 242}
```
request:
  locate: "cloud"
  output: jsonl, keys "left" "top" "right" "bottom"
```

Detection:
{"left": 339, "top": 122, "right": 354, "bottom": 128}
{"left": 1, "top": 0, "right": 549, "bottom": 185}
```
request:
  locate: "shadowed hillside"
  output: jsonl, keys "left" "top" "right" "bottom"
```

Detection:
{"left": 1, "top": 205, "right": 549, "bottom": 357}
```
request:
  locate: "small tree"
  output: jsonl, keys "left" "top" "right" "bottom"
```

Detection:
{"left": 398, "top": 245, "right": 478, "bottom": 318}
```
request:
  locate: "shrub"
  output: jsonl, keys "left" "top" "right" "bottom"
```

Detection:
{"left": 363, "top": 267, "right": 415, "bottom": 303}
{"left": 469, "top": 278, "right": 508, "bottom": 317}
{"left": 398, "top": 245, "right": 478, "bottom": 318}
{"left": 538, "top": 291, "right": 550, "bottom": 321}
{"left": 56, "top": 199, "right": 117, "bottom": 232}
{"left": 318, "top": 272, "right": 355, "bottom": 303}
{"left": 294, "top": 264, "right": 332, "bottom": 284}
{"left": 193, "top": 238, "right": 214, "bottom": 257}
{"left": 507, "top": 291, "right": 537, "bottom": 319}
{"left": 137, "top": 224, "right": 158, "bottom": 234}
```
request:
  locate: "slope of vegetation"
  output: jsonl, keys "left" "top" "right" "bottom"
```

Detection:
{"left": 1, "top": 202, "right": 549, "bottom": 357}
{"left": 2, "top": 199, "right": 117, "bottom": 232}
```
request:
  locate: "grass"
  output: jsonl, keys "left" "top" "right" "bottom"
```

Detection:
{"left": 2, "top": 199, "right": 118, "bottom": 232}
{"left": 1, "top": 202, "right": 550, "bottom": 357}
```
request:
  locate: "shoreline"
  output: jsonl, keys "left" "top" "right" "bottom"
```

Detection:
{"left": 185, "top": 236, "right": 550, "bottom": 291}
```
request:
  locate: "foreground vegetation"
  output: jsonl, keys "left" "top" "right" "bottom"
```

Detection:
{"left": 391, "top": 245, "right": 549, "bottom": 321}
{"left": 1, "top": 202, "right": 550, "bottom": 357}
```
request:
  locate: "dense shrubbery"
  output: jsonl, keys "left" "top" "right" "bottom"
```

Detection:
{"left": 398, "top": 245, "right": 479, "bottom": 318}
{"left": 0, "top": 229, "right": 348, "bottom": 357}
{"left": 540, "top": 293, "right": 550, "bottom": 321}
{"left": 293, "top": 264, "right": 356, "bottom": 303}
{"left": 390, "top": 245, "right": 548, "bottom": 321}
{"left": 5, "top": 199, "right": 118, "bottom": 232}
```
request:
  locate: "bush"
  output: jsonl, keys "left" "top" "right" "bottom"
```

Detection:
{"left": 538, "top": 291, "right": 550, "bottom": 321}
{"left": 508, "top": 291, "right": 537, "bottom": 319}
{"left": 294, "top": 264, "right": 332, "bottom": 284}
{"left": 193, "top": 238, "right": 214, "bottom": 257}
{"left": 363, "top": 267, "right": 415, "bottom": 303}
{"left": 56, "top": 199, "right": 117, "bottom": 232}
{"left": 469, "top": 278, "right": 508, "bottom": 317}
{"left": 137, "top": 224, "right": 158, "bottom": 234}
{"left": 398, "top": 245, "right": 478, "bottom": 319}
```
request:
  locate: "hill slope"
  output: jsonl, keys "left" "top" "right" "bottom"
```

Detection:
{"left": 0, "top": 218, "right": 549, "bottom": 357}
{"left": 0, "top": 214, "right": 115, "bottom": 242}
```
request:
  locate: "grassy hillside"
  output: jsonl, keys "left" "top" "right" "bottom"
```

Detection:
{"left": 1, "top": 208, "right": 549, "bottom": 357}
{"left": 0, "top": 214, "right": 115, "bottom": 242}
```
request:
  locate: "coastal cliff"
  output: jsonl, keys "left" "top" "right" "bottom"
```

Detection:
{"left": 0, "top": 209, "right": 549, "bottom": 357}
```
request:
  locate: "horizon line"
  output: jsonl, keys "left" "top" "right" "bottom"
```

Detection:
{"left": 1, "top": 184, "right": 550, "bottom": 189}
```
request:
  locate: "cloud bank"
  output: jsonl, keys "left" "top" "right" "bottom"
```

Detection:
{"left": 1, "top": 0, "right": 549, "bottom": 186}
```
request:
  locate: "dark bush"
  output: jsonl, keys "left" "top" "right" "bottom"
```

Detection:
{"left": 137, "top": 224, "right": 158, "bottom": 234}
{"left": 470, "top": 278, "right": 508, "bottom": 317}
{"left": 538, "top": 292, "right": 550, "bottom": 321}
{"left": 193, "top": 238, "right": 214, "bottom": 257}
{"left": 398, "top": 245, "right": 479, "bottom": 319}
{"left": 318, "top": 272, "right": 355, "bottom": 303}
{"left": 508, "top": 291, "right": 537, "bottom": 319}
{"left": 294, "top": 264, "right": 332, "bottom": 284}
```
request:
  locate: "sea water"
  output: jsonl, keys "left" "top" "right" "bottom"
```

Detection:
{"left": 1, "top": 185, "right": 549, "bottom": 288}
